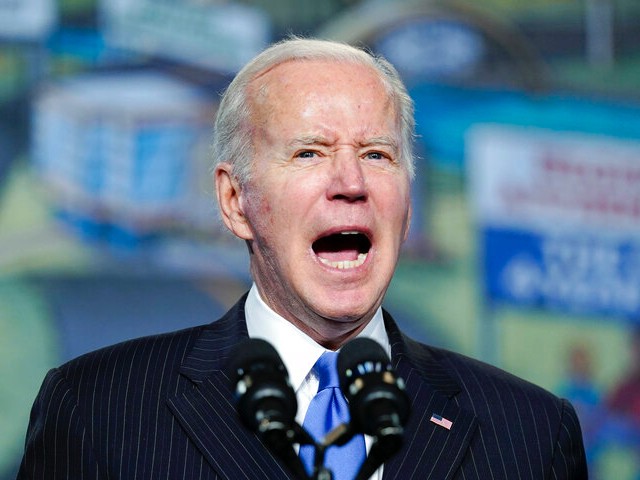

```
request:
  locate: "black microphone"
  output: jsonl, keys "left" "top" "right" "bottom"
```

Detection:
{"left": 338, "top": 338, "right": 411, "bottom": 479}
{"left": 228, "top": 338, "right": 311, "bottom": 479}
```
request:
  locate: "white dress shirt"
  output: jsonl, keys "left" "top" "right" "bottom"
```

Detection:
{"left": 245, "top": 284, "right": 389, "bottom": 480}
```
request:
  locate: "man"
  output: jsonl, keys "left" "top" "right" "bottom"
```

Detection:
{"left": 18, "top": 38, "right": 587, "bottom": 479}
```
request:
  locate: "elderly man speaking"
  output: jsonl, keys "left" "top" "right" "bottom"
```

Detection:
{"left": 18, "top": 38, "right": 587, "bottom": 480}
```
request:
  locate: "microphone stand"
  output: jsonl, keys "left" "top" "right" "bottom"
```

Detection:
{"left": 354, "top": 422, "right": 405, "bottom": 480}
{"left": 259, "top": 419, "right": 314, "bottom": 480}
{"left": 264, "top": 416, "right": 401, "bottom": 480}
{"left": 353, "top": 440, "right": 390, "bottom": 480}
{"left": 275, "top": 420, "right": 357, "bottom": 480}
{"left": 309, "top": 422, "right": 353, "bottom": 480}
{"left": 311, "top": 421, "right": 404, "bottom": 480}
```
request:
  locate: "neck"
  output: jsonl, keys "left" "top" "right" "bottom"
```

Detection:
{"left": 299, "top": 318, "right": 370, "bottom": 350}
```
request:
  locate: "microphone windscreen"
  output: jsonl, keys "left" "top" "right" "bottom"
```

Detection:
{"left": 337, "top": 337, "right": 390, "bottom": 391}
{"left": 338, "top": 337, "right": 410, "bottom": 441}
{"left": 227, "top": 338, "right": 297, "bottom": 433}
{"left": 227, "top": 341, "right": 310, "bottom": 479}
{"left": 227, "top": 338, "right": 286, "bottom": 381}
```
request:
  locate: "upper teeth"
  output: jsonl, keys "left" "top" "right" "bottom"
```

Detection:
{"left": 319, "top": 252, "right": 368, "bottom": 269}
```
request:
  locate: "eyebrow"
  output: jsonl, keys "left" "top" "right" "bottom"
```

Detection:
{"left": 288, "top": 135, "right": 398, "bottom": 151}
{"left": 359, "top": 136, "right": 398, "bottom": 151}
{"left": 288, "top": 135, "right": 334, "bottom": 147}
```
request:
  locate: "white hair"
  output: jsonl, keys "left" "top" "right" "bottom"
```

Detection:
{"left": 212, "top": 37, "right": 415, "bottom": 184}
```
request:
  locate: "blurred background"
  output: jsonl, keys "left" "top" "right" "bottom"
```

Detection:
{"left": 1, "top": 0, "right": 639, "bottom": 478}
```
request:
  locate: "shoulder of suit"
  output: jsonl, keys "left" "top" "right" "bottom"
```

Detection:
{"left": 57, "top": 322, "right": 209, "bottom": 379}
{"left": 55, "top": 296, "right": 247, "bottom": 387}
{"left": 405, "top": 335, "right": 563, "bottom": 405}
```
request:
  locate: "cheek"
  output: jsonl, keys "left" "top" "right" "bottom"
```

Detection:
{"left": 242, "top": 188, "right": 271, "bottom": 235}
{"left": 243, "top": 185, "right": 289, "bottom": 245}
{"left": 380, "top": 179, "right": 410, "bottom": 214}
{"left": 384, "top": 185, "right": 412, "bottom": 241}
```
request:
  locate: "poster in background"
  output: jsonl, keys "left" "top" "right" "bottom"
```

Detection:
{"left": 469, "top": 124, "right": 640, "bottom": 321}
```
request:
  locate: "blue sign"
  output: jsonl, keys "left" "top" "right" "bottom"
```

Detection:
{"left": 482, "top": 226, "right": 640, "bottom": 320}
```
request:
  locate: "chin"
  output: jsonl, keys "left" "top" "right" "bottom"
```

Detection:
{"left": 301, "top": 276, "right": 388, "bottom": 319}
{"left": 314, "top": 295, "right": 379, "bottom": 323}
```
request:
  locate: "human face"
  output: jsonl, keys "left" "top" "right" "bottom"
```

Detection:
{"left": 216, "top": 59, "right": 411, "bottom": 348}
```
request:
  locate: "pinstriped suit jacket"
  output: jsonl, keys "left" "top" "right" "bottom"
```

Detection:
{"left": 18, "top": 295, "right": 587, "bottom": 479}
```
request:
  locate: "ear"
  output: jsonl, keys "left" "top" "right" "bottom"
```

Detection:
{"left": 402, "top": 201, "right": 412, "bottom": 243}
{"left": 214, "top": 163, "right": 253, "bottom": 241}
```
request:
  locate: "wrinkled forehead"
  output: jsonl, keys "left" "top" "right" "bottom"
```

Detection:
{"left": 252, "top": 59, "right": 392, "bottom": 103}
{"left": 246, "top": 59, "right": 399, "bottom": 129}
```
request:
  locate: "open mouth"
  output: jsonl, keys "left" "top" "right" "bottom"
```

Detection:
{"left": 312, "top": 231, "right": 371, "bottom": 269}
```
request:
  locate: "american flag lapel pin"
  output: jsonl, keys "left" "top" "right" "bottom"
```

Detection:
{"left": 430, "top": 413, "right": 453, "bottom": 430}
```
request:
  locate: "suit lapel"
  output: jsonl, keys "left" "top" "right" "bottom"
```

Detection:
{"left": 382, "top": 313, "right": 478, "bottom": 480}
{"left": 167, "top": 298, "right": 477, "bottom": 480}
{"left": 167, "top": 297, "right": 294, "bottom": 480}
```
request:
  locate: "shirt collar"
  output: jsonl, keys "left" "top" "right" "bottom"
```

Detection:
{"left": 244, "top": 284, "right": 390, "bottom": 391}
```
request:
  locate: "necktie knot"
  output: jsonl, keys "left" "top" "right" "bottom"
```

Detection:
{"left": 315, "top": 351, "right": 340, "bottom": 391}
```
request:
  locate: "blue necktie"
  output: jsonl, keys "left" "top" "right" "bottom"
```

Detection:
{"left": 299, "top": 351, "right": 366, "bottom": 480}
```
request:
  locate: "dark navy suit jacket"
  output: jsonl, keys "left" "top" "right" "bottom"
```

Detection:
{"left": 18, "top": 296, "right": 587, "bottom": 479}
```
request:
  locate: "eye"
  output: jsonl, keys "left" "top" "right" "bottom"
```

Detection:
{"left": 364, "top": 151, "right": 388, "bottom": 161}
{"left": 295, "top": 150, "right": 318, "bottom": 159}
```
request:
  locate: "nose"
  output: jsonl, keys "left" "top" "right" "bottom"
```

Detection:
{"left": 327, "top": 151, "right": 367, "bottom": 202}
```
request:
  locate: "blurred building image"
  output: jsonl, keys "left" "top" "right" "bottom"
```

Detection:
{"left": 32, "top": 72, "right": 218, "bottom": 248}
{"left": 1, "top": 0, "right": 639, "bottom": 478}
